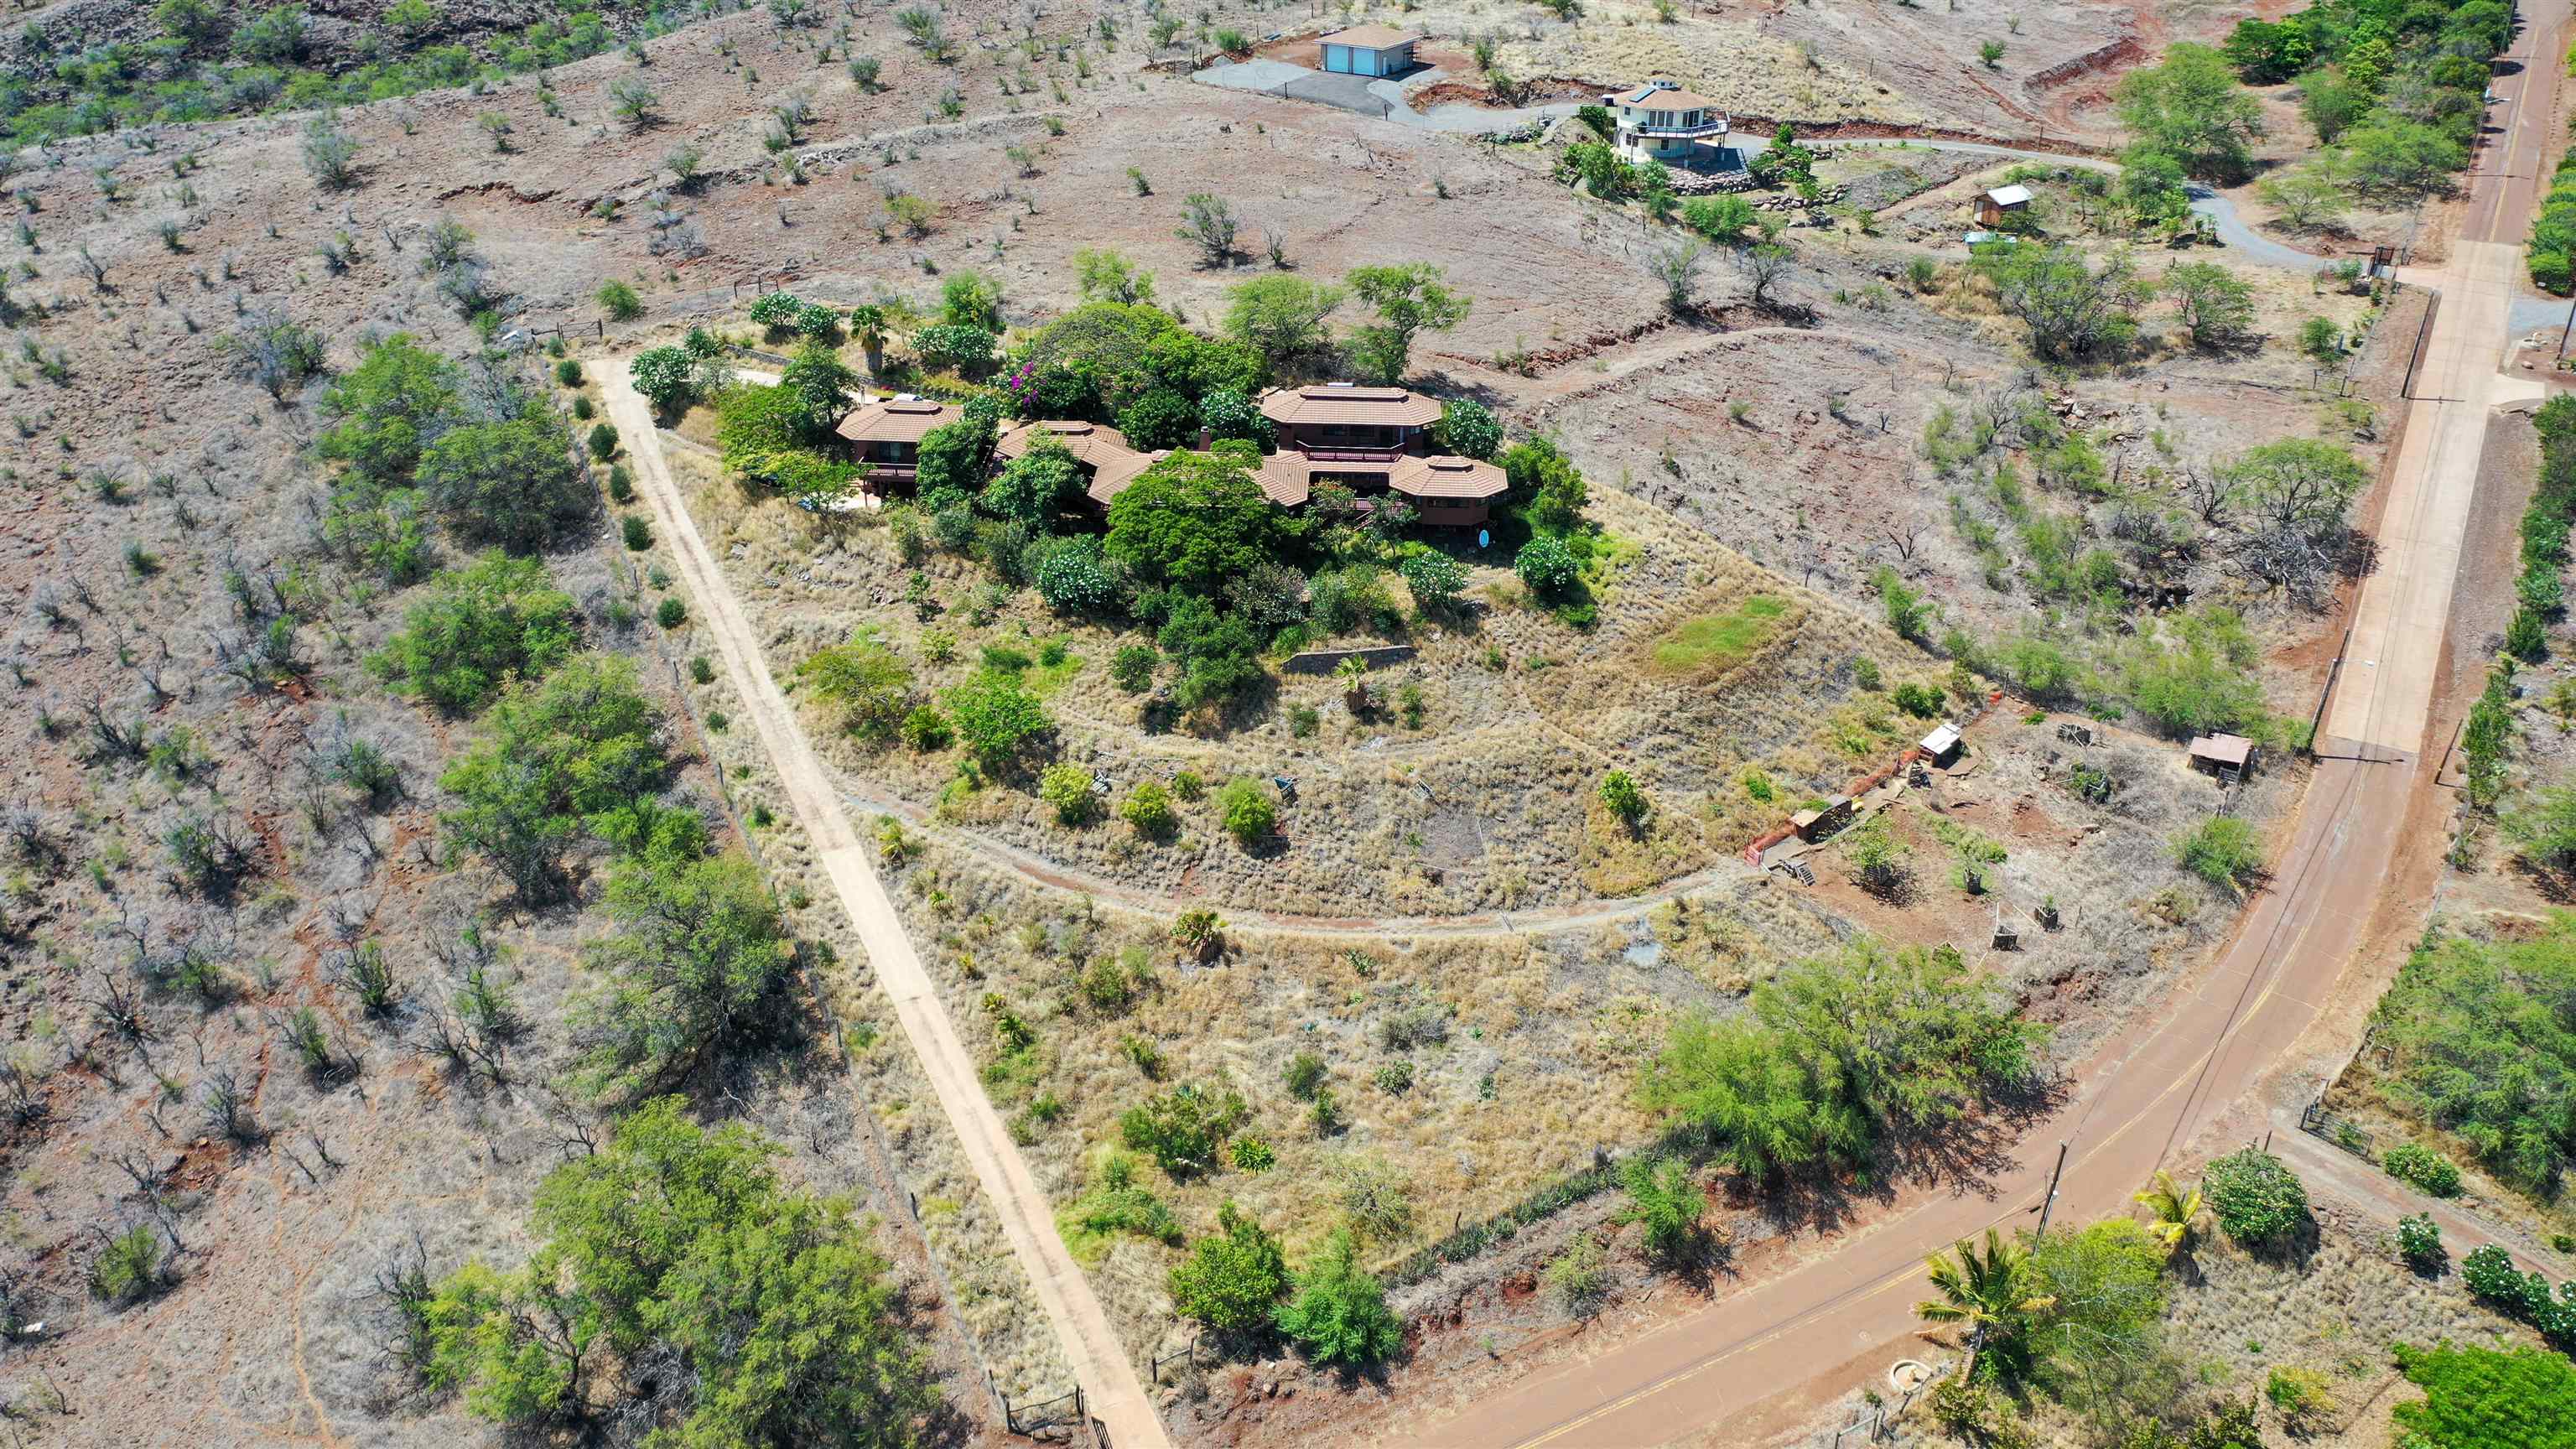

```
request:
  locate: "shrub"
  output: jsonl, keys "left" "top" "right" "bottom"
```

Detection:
{"left": 588, "top": 422, "right": 620, "bottom": 460}
{"left": 1273, "top": 1230, "right": 1404, "bottom": 1368}
{"left": 1543, "top": 1237, "right": 1610, "bottom": 1317}
{"left": 2381, "top": 1141, "right": 2463, "bottom": 1197}
{"left": 1892, "top": 682, "right": 1944, "bottom": 717}
{"left": 1121, "top": 1083, "right": 1248, "bottom": 1177}
{"left": 1111, "top": 644, "right": 1158, "bottom": 692}
{"left": 2202, "top": 1149, "right": 2308, "bottom": 1246}
{"left": 89, "top": 1222, "right": 167, "bottom": 1304}
{"left": 1514, "top": 534, "right": 1578, "bottom": 595}
{"left": 1616, "top": 1155, "right": 1709, "bottom": 1265}
{"left": 596, "top": 279, "right": 644, "bottom": 321}
{"left": 2174, "top": 816, "right": 2263, "bottom": 891}
{"left": 1039, "top": 762, "right": 1097, "bottom": 824}
{"left": 1218, "top": 778, "right": 1275, "bottom": 845}
{"left": 1168, "top": 1202, "right": 1287, "bottom": 1335}
{"left": 1400, "top": 551, "right": 1469, "bottom": 611}
{"left": 1436, "top": 399, "right": 1503, "bottom": 460}
{"left": 555, "top": 358, "right": 584, "bottom": 387}
{"left": 2395, "top": 1212, "right": 2444, "bottom": 1269}
{"left": 2264, "top": 1365, "right": 2336, "bottom": 1435}
{"left": 1284, "top": 1051, "right": 1327, "bottom": 1100}
{"left": 622, "top": 514, "right": 652, "bottom": 550}
{"left": 2393, "top": 1343, "right": 2576, "bottom": 1449}
{"left": 1119, "top": 782, "right": 1176, "bottom": 837}
{"left": 1597, "top": 769, "right": 1647, "bottom": 826}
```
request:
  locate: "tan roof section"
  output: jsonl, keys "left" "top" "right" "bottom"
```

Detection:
{"left": 1254, "top": 453, "right": 1314, "bottom": 507}
{"left": 1388, "top": 454, "right": 1507, "bottom": 501}
{"left": 1319, "top": 23, "right": 1420, "bottom": 49}
{"left": 1258, "top": 383, "right": 1444, "bottom": 428}
{"left": 996, "top": 418, "right": 1143, "bottom": 472}
{"left": 834, "top": 397, "right": 955, "bottom": 444}
{"left": 1084, "top": 448, "right": 1167, "bottom": 507}
{"left": 1620, "top": 81, "right": 1725, "bottom": 111}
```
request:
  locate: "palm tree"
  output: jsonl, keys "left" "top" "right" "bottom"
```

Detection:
{"left": 1916, "top": 1229, "right": 2053, "bottom": 1377}
{"left": 849, "top": 304, "right": 888, "bottom": 377}
{"left": 2133, "top": 1169, "right": 2205, "bottom": 1255}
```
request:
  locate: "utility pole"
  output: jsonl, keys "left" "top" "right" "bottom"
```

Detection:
{"left": 2033, "top": 1140, "right": 2070, "bottom": 1244}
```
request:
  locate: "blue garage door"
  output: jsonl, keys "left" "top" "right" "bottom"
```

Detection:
{"left": 1323, "top": 44, "right": 1352, "bottom": 73}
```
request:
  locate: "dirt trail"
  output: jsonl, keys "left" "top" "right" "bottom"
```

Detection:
{"left": 1374, "top": 8, "right": 2576, "bottom": 1446}
{"left": 602, "top": 363, "right": 1171, "bottom": 1449}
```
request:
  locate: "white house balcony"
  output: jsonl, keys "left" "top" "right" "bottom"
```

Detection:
{"left": 1626, "top": 117, "right": 1729, "bottom": 139}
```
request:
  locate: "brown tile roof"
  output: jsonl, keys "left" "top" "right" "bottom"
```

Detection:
{"left": 996, "top": 418, "right": 1142, "bottom": 472}
{"left": 1320, "top": 23, "right": 1420, "bottom": 49}
{"left": 1254, "top": 453, "right": 1313, "bottom": 507}
{"left": 1258, "top": 383, "right": 1444, "bottom": 428}
{"left": 833, "top": 397, "right": 955, "bottom": 444}
{"left": 1388, "top": 454, "right": 1507, "bottom": 501}
{"left": 1084, "top": 448, "right": 1168, "bottom": 507}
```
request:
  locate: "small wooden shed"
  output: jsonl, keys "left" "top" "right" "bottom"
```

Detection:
{"left": 1974, "top": 184, "right": 2033, "bottom": 226}
{"left": 2187, "top": 732, "right": 2256, "bottom": 777}
{"left": 1919, "top": 722, "right": 1963, "bottom": 767}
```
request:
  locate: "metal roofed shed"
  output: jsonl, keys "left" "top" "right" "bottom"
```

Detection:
{"left": 1975, "top": 184, "right": 2033, "bottom": 226}
{"left": 1919, "top": 722, "right": 1962, "bottom": 766}
{"left": 2187, "top": 733, "right": 2256, "bottom": 775}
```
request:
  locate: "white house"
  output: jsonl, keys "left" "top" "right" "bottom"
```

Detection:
{"left": 1601, "top": 79, "right": 1732, "bottom": 167}
{"left": 1317, "top": 25, "right": 1420, "bottom": 76}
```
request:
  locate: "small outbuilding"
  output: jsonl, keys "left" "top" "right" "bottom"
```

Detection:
{"left": 1974, "top": 184, "right": 2033, "bottom": 226}
{"left": 1919, "top": 722, "right": 1963, "bottom": 767}
{"left": 2187, "top": 732, "right": 2256, "bottom": 777}
{"left": 1791, "top": 796, "right": 1856, "bottom": 842}
{"left": 1317, "top": 24, "right": 1420, "bottom": 76}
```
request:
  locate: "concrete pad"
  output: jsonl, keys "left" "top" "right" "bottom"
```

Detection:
{"left": 2326, "top": 239, "right": 2527, "bottom": 755}
{"left": 1190, "top": 58, "right": 1312, "bottom": 91}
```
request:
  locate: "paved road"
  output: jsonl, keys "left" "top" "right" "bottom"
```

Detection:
{"left": 1380, "top": 6, "right": 2571, "bottom": 1446}
{"left": 601, "top": 366, "right": 1173, "bottom": 1449}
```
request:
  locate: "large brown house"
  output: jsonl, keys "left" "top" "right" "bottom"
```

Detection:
{"left": 831, "top": 383, "right": 1506, "bottom": 526}
{"left": 1256, "top": 382, "right": 1507, "bottom": 527}
{"left": 831, "top": 396, "right": 956, "bottom": 490}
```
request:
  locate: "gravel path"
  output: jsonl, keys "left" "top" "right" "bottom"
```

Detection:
{"left": 605, "top": 359, "right": 1175, "bottom": 1449}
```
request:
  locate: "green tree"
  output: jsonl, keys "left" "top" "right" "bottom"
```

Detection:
{"left": 2023, "top": 1218, "right": 2170, "bottom": 1422}
{"left": 418, "top": 417, "right": 589, "bottom": 555}
{"left": 574, "top": 850, "right": 792, "bottom": 1099}
{"left": 1115, "top": 387, "right": 1199, "bottom": 451}
{"left": 1680, "top": 193, "right": 1757, "bottom": 243}
{"left": 1034, "top": 536, "right": 1121, "bottom": 615}
{"left": 318, "top": 333, "right": 461, "bottom": 491}
{"left": 2392, "top": 1343, "right": 2576, "bottom": 1449}
{"left": 2201, "top": 1149, "right": 2308, "bottom": 1247}
{"left": 2335, "top": 117, "right": 2465, "bottom": 200}
{"left": 1168, "top": 1201, "right": 1289, "bottom": 1336}
{"left": 2132, "top": 1169, "right": 2205, "bottom": 1255}
{"left": 983, "top": 439, "right": 1079, "bottom": 527}
{"left": 1223, "top": 275, "right": 1344, "bottom": 369}
{"left": 596, "top": 279, "right": 644, "bottom": 321}
{"left": 1343, "top": 262, "right": 1471, "bottom": 385}
{"left": 1399, "top": 552, "right": 1468, "bottom": 611}
{"left": 1435, "top": 398, "right": 1502, "bottom": 460}
{"left": 2163, "top": 262, "right": 2255, "bottom": 348}
{"left": 911, "top": 412, "right": 997, "bottom": 496}
{"left": 777, "top": 342, "right": 859, "bottom": 434}
{"left": 2114, "top": 43, "right": 2265, "bottom": 180}
{"left": 1074, "top": 247, "right": 1157, "bottom": 304}
{"left": 796, "top": 630, "right": 913, "bottom": 744}
{"left": 2506, "top": 786, "right": 2576, "bottom": 870}
{"left": 1872, "top": 564, "right": 1932, "bottom": 641}
{"left": 438, "top": 654, "right": 672, "bottom": 899}
{"left": 1501, "top": 435, "right": 1589, "bottom": 532}
{"left": 938, "top": 270, "right": 1003, "bottom": 330}
{"left": 1104, "top": 448, "right": 1288, "bottom": 595}
{"left": 1123, "top": 1082, "right": 1248, "bottom": 1176}
{"left": 1273, "top": 1230, "right": 1404, "bottom": 1368}
{"left": 2228, "top": 438, "right": 2366, "bottom": 538}
{"left": 428, "top": 1098, "right": 935, "bottom": 1441}
{"left": 1976, "top": 243, "right": 2148, "bottom": 360}
{"left": 631, "top": 345, "right": 707, "bottom": 416}
{"left": 371, "top": 552, "right": 580, "bottom": 714}
{"left": 1641, "top": 939, "right": 2041, "bottom": 1181}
